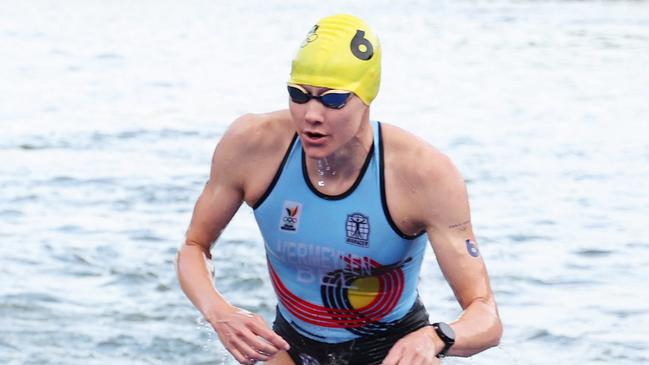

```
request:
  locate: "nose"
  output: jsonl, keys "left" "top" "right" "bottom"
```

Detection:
{"left": 303, "top": 99, "right": 325, "bottom": 125}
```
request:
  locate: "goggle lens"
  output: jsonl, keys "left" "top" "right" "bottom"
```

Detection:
{"left": 287, "top": 85, "right": 311, "bottom": 104}
{"left": 287, "top": 85, "right": 351, "bottom": 109}
{"left": 320, "top": 92, "right": 350, "bottom": 109}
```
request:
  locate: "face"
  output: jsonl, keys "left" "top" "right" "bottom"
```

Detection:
{"left": 288, "top": 84, "right": 370, "bottom": 159}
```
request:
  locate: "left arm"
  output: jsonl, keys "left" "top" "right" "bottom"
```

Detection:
{"left": 423, "top": 159, "right": 502, "bottom": 357}
{"left": 382, "top": 150, "right": 502, "bottom": 364}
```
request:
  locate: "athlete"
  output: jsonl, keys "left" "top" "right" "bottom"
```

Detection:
{"left": 177, "top": 14, "right": 502, "bottom": 365}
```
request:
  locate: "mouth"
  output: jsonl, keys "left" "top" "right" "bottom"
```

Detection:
{"left": 304, "top": 131, "right": 327, "bottom": 142}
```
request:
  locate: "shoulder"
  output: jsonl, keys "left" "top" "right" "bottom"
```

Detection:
{"left": 209, "top": 110, "right": 295, "bottom": 200}
{"left": 214, "top": 110, "right": 294, "bottom": 163}
{"left": 380, "top": 122, "right": 459, "bottom": 184}
{"left": 220, "top": 110, "right": 294, "bottom": 153}
{"left": 380, "top": 123, "right": 466, "bottom": 229}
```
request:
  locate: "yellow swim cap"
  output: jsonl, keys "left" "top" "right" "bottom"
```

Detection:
{"left": 289, "top": 14, "right": 381, "bottom": 105}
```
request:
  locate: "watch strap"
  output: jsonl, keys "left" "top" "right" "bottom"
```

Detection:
{"left": 431, "top": 322, "right": 455, "bottom": 358}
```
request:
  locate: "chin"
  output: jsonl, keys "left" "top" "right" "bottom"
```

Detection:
{"left": 302, "top": 145, "right": 332, "bottom": 159}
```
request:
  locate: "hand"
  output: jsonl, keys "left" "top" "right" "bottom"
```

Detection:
{"left": 208, "top": 306, "right": 290, "bottom": 364}
{"left": 381, "top": 325, "right": 443, "bottom": 365}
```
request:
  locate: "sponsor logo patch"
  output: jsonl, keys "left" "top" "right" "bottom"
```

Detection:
{"left": 279, "top": 201, "right": 302, "bottom": 232}
{"left": 345, "top": 213, "right": 370, "bottom": 247}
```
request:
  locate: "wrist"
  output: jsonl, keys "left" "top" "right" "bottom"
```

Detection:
{"left": 430, "top": 322, "right": 456, "bottom": 358}
{"left": 428, "top": 327, "right": 446, "bottom": 354}
{"left": 201, "top": 299, "right": 235, "bottom": 324}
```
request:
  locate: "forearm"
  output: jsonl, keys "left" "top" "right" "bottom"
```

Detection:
{"left": 176, "top": 242, "right": 233, "bottom": 321}
{"left": 446, "top": 296, "right": 502, "bottom": 357}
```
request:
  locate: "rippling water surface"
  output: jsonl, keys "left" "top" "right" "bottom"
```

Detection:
{"left": 2, "top": 1, "right": 648, "bottom": 364}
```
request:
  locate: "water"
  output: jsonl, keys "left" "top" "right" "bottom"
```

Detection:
{"left": 1, "top": 1, "right": 648, "bottom": 364}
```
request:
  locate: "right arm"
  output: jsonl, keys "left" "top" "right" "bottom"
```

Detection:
{"left": 176, "top": 115, "right": 290, "bottom": 364}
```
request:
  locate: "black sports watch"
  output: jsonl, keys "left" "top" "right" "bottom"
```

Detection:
{"left": 431, "top": 322, "right": 455, "bottom": 358}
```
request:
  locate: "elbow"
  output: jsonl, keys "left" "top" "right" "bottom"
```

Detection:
{"left": 472, "top": 308, "right": 503, "bottom": 355}
{"left": 452, "top": 296, "right": 503, "bottom": 357}
{"left": 494, "top": 320, "right": 503, "bottom": 347}
{"left": 474, "top": 296, "right": 504, "bottom": 351}
{"left": 484, "top": 296, "right": 503, "bottom": 349}
{"left": 462, "top": 317, "right": 501, "bottom": 357}
{"left": 487, "top": 316, "right": 503, "bottom": 349}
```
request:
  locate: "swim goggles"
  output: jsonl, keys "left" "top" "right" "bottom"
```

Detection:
{"left": 287, "top": 84, "right": 352, "bottom": 110}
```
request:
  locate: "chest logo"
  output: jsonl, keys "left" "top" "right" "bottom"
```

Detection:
{"left": 279, "top": 201, "right": 302, "bottom": 232}
{"left": 345, "top": 213, "right": 370, "bottom": 247}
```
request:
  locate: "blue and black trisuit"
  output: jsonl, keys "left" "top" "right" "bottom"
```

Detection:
{"left": 253, "top": 121, "right": 430, "bottom": 365}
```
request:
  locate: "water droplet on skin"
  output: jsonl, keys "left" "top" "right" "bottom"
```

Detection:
{"left": 316, "top": 158, "right": 336, "bottom": 181}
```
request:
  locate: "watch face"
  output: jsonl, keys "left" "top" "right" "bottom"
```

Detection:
{"left": 438, "top": 322, "right": 456, "bottom": 341}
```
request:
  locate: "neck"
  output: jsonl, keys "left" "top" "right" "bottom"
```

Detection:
{"left": 306, "top": 120, "right": 373, "bottom": 190}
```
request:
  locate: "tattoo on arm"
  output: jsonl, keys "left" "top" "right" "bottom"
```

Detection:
{"left": 449, "top": 220, "right": 470, "bottom": 231}
{"left": 465, "top": 239, "right": 480, "bottom": 257}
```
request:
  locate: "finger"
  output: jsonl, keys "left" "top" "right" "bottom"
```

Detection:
{"left": 215, "top": 320, "right": 275, "bottom": 359}
{"left": 251, "top": 338, "right": 280, "bottom": 358}
{"left": 232, "top": 326, "right": 280, "bottom": 357}
{"left": 229, "top": 335, "right": 272, "bottom": 362}
{"left": 227, "top": 346, "right": 251, "bottom": 365}
{"left": 236, "top": 322, "right": 285, "bottom": 356}
{"left": 402, "top": 348, "right": 434, "bottom": 365}
{"left": 240, "top": 335, "right": 277, "bottom": 360}
{"left": 381, "top": 343, "right": 403, "bottom": 365}
{"left": 248, "top": 321, "right": 290, "bottom": 350}
{"left": 396, "top": 352, "right": 418, "bottom": 365}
